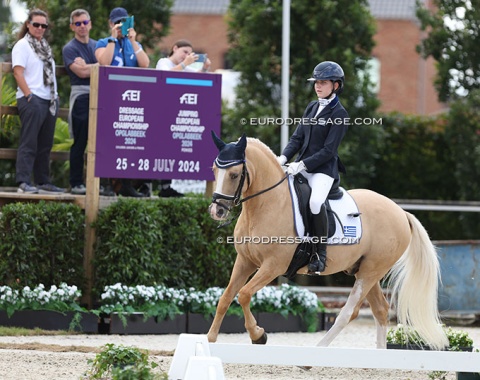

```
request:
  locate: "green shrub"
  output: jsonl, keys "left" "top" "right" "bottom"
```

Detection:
{"left": 85, "top": 343, "right": 163, "bottom": 379}
{"left": 0, "top": 197, "right": 237, "bottom": 294}
{"left": 93, "top": 197, "right": 235, "bottom": 295}
{"left": 93, "top": 199, "right": 166, "bottom": 293}
{"left": 0, "top": 201, "right": 85, "bottom": 287}
{"left": 154, "top": 197, "right": 236, "bottom": 289}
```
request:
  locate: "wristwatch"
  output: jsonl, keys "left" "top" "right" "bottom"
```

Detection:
{"left": 108, "top": 38, "right": 117, "bottom": 43}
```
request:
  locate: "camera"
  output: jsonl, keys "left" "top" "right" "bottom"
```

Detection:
{"left": 196, "top": 54, "right": 207, "bottom": 63}
{"left": 121, "top": 16, "right": 134, "bottom": 36}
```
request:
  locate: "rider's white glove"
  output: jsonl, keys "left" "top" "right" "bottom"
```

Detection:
{"left": 286, "top": 161, "right": 306, "bottom": 175}
{"left": 276, "top": 155, "right": 287, "bottom": 166}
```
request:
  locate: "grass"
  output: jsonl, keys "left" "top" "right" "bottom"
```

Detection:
{"left": 0, "top": 326, "right": 75, "bottom": 336}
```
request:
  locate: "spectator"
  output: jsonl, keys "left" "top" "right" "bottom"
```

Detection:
{"left": 62, "top": 9, "right": 115, "bottom": 196}
{"left": 95, "top": 7, "right": 150, "bottom": 197}
{"left": 155, "top": 39, "right": 212, "bottom": 197}
{"left": 12, "top": 9, "right": 65, "bottom": 194}
{"left": 155, "top": 39, "right": 211, "bottom": 73}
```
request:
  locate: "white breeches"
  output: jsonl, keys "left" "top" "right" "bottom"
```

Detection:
{"left": 301, "top": 172, "right": 334, "bottom": 214}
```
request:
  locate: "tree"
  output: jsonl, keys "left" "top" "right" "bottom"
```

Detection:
{"left": 417, "top": 0, "right": 480, "bottom": 102}
{"left": 0, "top": 0, "right": 12, "bottom": 29}
{"left": 445, "top": 89, "right": 480, "bottom": 201}
{"left": 0, "top": 0, "right": 12, "bottom": 61}
{"left": 443, "top": 89, "right": 480, "bottom": 237}
{"left": 222, "top": 0, "right": 379, "bottom": 156}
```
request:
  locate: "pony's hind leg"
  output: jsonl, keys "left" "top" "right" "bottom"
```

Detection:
{"left": 365, "top": 282, "right": 390, "bottom": 348}
{"left": 317, "top": 278, "right": 373, "bottom": 347}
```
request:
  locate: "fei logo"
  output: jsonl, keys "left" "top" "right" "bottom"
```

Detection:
{"left": 122, "top": 90, "right": 141, "bottom": 101}
{"left": 180, "top": 93, "right": 198, "bottom": 105}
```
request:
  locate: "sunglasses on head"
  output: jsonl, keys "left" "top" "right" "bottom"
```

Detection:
{"left": 30, "top": 22, "right": 48, "bottom": 29}
{"left": 114, "top": 18, "right": 126, "bottom": 25}
{"left": 74, "top": 20, "right": 90, "bottom": 27}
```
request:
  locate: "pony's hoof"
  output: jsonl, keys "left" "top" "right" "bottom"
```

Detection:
{"left": 252, "top": 332, "right": 268, "bottom": 345}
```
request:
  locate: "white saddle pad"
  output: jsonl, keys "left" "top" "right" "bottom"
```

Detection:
{"left": 288, "top": 176, "right": 362, "bottom": 245}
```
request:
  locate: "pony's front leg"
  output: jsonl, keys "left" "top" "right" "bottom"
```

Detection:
{"left": 207, "top": 288, "right": 237, "bottom": 343}
{"left": 207, "top": 259, "right": 256, "bottom": 343}
{"left": 238, "top": 267, "right": 282, "bottom": 344}
{"left": 239, "top": 295, "right": 266, "bottom": 344}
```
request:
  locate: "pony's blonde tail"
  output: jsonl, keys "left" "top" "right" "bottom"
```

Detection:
{"left": 387, "top": 212, "right": 448, "bottom": 351}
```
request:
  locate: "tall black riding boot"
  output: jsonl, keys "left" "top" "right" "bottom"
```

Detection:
{"left": 307, "top": 203, "right": 328, "bottom": 274}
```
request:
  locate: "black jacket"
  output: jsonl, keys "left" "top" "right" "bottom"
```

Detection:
{"left": 282, "top": 96, "right": 348, "bottom": 179}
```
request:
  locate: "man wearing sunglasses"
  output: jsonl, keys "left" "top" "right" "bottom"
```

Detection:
{"left": 62, "top": 9, "right": 95, "bottom": 195}
{"left": 62, "top": 9, "right": 115, "bottom": 196}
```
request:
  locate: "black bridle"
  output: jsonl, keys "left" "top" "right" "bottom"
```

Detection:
{"left": 212, "top": 161, "right": 250, "bottom": 210}
{"left": 212, "top": 161, "right": 289, "bottom": 227}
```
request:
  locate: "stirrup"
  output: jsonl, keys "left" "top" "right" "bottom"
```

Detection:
{"left": 307, "top": 253, "right": 321, "bottom": 275}
{"left": 307, "top": 251, "right": 326, "bottom": 275}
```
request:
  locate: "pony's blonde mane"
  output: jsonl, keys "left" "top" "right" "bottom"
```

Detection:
{"left": 246, "top": 137, "right": 278, "bottom": 162}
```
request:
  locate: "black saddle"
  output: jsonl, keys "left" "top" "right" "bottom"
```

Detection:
{"left": 292, "top": 173, "right": 342, "bottom": 238}
{"left": 283, "top": 174, "right": 343, "bottom": 280}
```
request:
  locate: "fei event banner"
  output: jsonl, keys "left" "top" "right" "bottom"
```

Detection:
{"left": 94, "top": 66, "right": 221, "bottom": 181}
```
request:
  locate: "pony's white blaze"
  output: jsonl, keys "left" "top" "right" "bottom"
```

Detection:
{"left": 213, "top": 168, "right": 227, "bottom": 195}
{"left": 207, "top": 135, "right": 448, "bottom": 352}
{"left": 209, "top": 168, "right": 229, "bottom": 220}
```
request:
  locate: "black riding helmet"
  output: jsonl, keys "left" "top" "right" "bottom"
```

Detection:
{"left": 307, "top": 61, "right": 345, "bottom": 96}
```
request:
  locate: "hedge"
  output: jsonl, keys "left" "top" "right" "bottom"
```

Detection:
{"left": 0, "top": 197, "right": 236, "bottom": 298}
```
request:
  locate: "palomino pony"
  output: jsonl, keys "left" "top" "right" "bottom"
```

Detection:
{"left": 207, "top": 133, "right": 448, "bottom": 351}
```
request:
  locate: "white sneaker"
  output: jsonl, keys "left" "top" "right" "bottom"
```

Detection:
{"left": 71, "top": 184, "right": 87, "bottom": 195}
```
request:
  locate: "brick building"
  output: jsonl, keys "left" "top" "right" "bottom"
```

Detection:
{"left": 156, "top": 0, "right": 230, "bottom": 72}
{"left": 158, "top": 0, "right": 446, "bottom": 115}
{"left": 369, "top": 0, "right": 446, "bottom": 114}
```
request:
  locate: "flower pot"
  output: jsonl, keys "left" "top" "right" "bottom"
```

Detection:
{"left": 187, "top": 313, "right": 247, "bottom": 334}
{"left": 0, "top": 310, "right": 98, "bottom": 332}
{"left": 320, "top": 311, "right": 337, "bottom": 331}
{"left": 387, "top": 343, "right": 474, "bottom": 352}
{"left": 257, "top": 312, "right": 308, "bottom": 332}
{"left": 109, "top": 312, "right": 187, "bottom": 334}
{"left": 387, "top": 343, "right": 433, "bottom": 350}
{"left": 457, "top": 372, "right": 480, "bottom": 380}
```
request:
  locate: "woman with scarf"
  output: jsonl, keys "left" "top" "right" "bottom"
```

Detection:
{"left": 12, "top": 8, "right": 64, "bottom": 194}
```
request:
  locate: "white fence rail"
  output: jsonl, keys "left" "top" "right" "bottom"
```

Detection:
{"left": 169, "top": 334, "right": 480, "bottom": 380}
{"left": 210, "top": 343, "right": 480, "bottom": 372}
{"left": 394, "top": 199, "right": 480, "bottom": 212}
